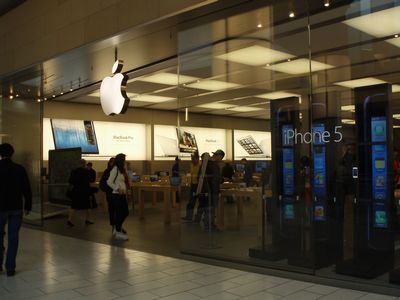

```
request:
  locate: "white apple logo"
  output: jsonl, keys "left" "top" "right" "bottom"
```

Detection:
{"left": 100, "top": 60, "right": 130, "bottom": 115}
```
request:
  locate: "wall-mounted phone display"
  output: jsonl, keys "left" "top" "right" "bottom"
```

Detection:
{"left": 371, "top": 119, "right": 388, "bottom": 228}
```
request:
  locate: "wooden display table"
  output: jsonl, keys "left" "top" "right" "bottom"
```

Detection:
{"left": 131, "top": 181, "right": 179, "bottom": 224}
{"left": 218, "top": 187, "right": 262, "bottom": 229}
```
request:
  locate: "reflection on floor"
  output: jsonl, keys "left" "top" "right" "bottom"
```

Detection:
{"left": 1, "top": 227, "right": 397, "bottom": 299}
{"left": 39, "top": 195, "right": 400, "bottom": 296}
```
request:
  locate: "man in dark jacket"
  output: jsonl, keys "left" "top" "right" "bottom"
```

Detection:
{"left": 202, "top": 149, "right": 225, "bottom": 231}
{"left": 0, "top": 143, "right": 32, "bottom": 276}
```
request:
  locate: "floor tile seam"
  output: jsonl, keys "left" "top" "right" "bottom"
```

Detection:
{"left": 72, "top": 286, "right": 121, "bottom": 298}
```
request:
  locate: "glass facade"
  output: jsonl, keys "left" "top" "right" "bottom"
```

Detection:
{"left": 178, "top": 0, "right": 400, "bottom": 288}
{"left": 0, "top": 97, "right": 42, "bottom": 225}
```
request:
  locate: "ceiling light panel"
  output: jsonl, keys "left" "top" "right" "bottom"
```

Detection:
{"left": 393, "top": 114, "right": 400, "bottom": 119}
{"left": 256, "top": 91, "right": 300, "bottom": 100}
{"left": 392, "top": 84, "right": 400, "bottom": 93}
{"left": 197, "top": 103, "right": 233, "bottom": 110}
{"left": 227, "top": 106, "right": 264, "bottom": 112}
{"left": 131, "top": 95, "right": 174, "bottom": 103}
{"left": 334, "top": 77, "right": 386, "bottom": 88}
{"left": 264, "top": 58, "right": 334, "bottom": 74}
{"left": 343, "top": 6, "right": 400, "bottom": 37}
{"left": 186, "top": 80, "right": 240, "bottom": 91}
{"left": 387, "top": 36, "right": 400, "bottom": 48}
{"left": 341, "top": 105, "right": 355, "bottom": 112}
{"left": 137, "top": 72, "right": 199, "bottom": 85}
{"left": 216, "top": 45, "right": 294, "bottom": 66}
{"left": 342, "top": 119, "right": 355, "bottom": 124}
{"left": 88, "top": 91, "right": 137, "bottom": 98}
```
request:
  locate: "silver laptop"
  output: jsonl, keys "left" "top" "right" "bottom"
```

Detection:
{"left": 156, "top": 135, "right": 179, "bottom": 157}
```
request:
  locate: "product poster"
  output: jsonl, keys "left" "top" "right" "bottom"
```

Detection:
{"left": 43, "top": 118, "right": 146, "bottom": 160}
{"left": 154, "top": 125, "right": 226, "bottom": 160}
{"left": 234, "top": 129, "right": 271, "bottom": 160}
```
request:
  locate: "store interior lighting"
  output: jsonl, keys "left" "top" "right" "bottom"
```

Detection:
{"left": 341, "top": 105, "right": 355, "bottom": 112}
{"left": 134, "top": 72, "right": 199, "bottom": 85}
{"left": 216, "top": 45, "right": 294, "bottom": 66}
{"left": 131, "top": 94, "right": 175, "bottom": 103}
{"left": 185, "top": 79, "right": 241, "bottom": 91}
{"left": 264, "top": 58, "right": 334, "bottom": 74}
{"left": 343, "top": 6, "right": 400, "bottom": 38}
{"left": 256, "top": 91, "right": 300, "bottom": 100}
{"left": 227, "top": 106, "right": 264, "bottom": 112}
{"left": 334, "top": 77, "right": 386, "bottom": 88}
{"left": 197, "top": 103, "right": 233, "bottom": 110}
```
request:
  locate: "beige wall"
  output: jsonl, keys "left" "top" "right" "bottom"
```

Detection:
{"left": 0, "top": 0, "right": 216, "bottom": 76}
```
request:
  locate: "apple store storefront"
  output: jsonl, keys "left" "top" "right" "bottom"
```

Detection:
{"left": 2, "top": 0, "right": 400, "bottom": 294}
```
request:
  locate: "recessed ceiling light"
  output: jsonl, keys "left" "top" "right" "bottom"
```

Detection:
{"left": 341, "top": 105, "right": 355, "bottom": 112}
{"left": 334, "top": 77, "right": 386, "bottom": 88}
{"left": 186, "top": 80, "right": 240, "bottom": 91}
{"left": 227, "top": 106, "right": 264, "bottom": 112}
{"left": 197, "top": 103, "right": 233, "bottom": 110}
{"left": 256, "top": 91, "right": 300, "bottom": 100}
{"left": 393, "top": 114, "right": 400, "bottom": 119}
{"left": 264, "top": 58, "right": 334, "bottom": 74}
{"left": 324, "top": 0, "right": 330, "bottom": 7}
{"left": 216, "top": 45, "right": 294, "bottom": 66}
{"left": 88, "top": 91, "right": 137, "bottom": 98}
{"left": 342, "top": 119, "right": 355, "bottom": 124}
{"left": 343, "top": 6, "right": 400, "bottom": 38}
{"left": 289, "top": 11, "right": 295, "bottom": 18}
{"left": 135, "top": 72, "right": 199, "bottom": 85}
{"left": 392, "top": 84, "right": 400, "bottom": 93}
{"left": 257, "top": 24, "right": 262, "bottom": 28}
{"left": 9, "top": 95, "right": 13, "bottom": 100}
{"left": 131, "top": 94, "right": 174, "bottom": 103}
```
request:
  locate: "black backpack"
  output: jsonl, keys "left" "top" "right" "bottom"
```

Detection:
{"left": 99, "top": 169, "right": 113, "bottom": 193}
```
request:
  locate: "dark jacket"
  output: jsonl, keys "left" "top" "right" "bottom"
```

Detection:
{"left": 0, "top": 158, "right": 32, "bottom": 211}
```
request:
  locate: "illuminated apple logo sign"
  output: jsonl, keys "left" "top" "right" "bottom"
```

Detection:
{"left": 100, "top": 60, "right": 130, "bottom": 115}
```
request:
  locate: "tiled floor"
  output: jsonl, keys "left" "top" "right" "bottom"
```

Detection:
{"left": 0, "top": 228, "right": 399, "bottom": 299}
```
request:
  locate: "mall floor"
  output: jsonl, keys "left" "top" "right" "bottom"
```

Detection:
{"left": 25, "top": 195, "right": 400, "bottom": 298}
{"left": 1, "top": 227, "right": 399, "bottom": 300}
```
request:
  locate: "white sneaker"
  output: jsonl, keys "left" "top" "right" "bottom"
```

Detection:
{"left": 114, "top": 231, "right": 128, "bottom": 241}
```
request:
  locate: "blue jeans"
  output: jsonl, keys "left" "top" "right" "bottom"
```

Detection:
{"left": 0, "top": 210, "right": 23, "bottom": 272}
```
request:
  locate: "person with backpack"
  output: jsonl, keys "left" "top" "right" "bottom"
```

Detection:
{"left": 99, "top": 157, "right": 115, "bottom": 233}
{"left": 106, "top": 153, "right": 130, "bottom": 240}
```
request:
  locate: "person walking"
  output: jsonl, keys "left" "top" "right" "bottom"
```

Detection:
{"left": 86, "top": 162, "right": 98, "bottom": 209}
{"left": 100, "top": 157, "right": 116, "bottom": 233}
{"left": 67, "top": 159, "right": 94, "bottom": 226}
{"left": 182, "top": 152, "right": 200, "bottom": 221}
{"left": 0, "top": 143, "right": 32, "bottom": 276}
{"left": 202, "top": 149, "right": 225, "bottom": 231}
{"left": 107, "top": 153, "right": 130, "bottom": 240}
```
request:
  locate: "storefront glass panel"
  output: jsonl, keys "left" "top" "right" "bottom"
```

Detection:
{"left": 0, "top": 96, "right": 42, "bottom": 225}
{"left": 178, "top": 1, "right": 314, "bottom": 273}
{"left": 310, "top": 0, "right": 400, "bottom": 288}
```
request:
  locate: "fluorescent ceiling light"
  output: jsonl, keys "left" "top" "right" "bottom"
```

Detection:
{"left": 227, "top": 106, "right": 263, "bottom": 112}
{"left": 131, "top": 95, "right": 174, "bottom": 103}
{"left": 394, "top": 125, "right": 400, "bottom": 128}
{"left": 343, "top": 7, "right": 400, "bottom": 37}
{"left": 264, "top": 58, "right": 334, "bottom": 74}
{"left": 216, "top": 45, "right": 294, "bottom": 66}
{"left": 334, "top": 77, "right": 386, "bottom": 88}
{"left": 342, "top": 119, "right": 355, "bottom": 124}
{"left": 197, "top": 103, "right": 233, "bottom": 110}
{"left": 256, "top": 91, "right": 300, "bottom": 100}
{"left": 88, "top": 91, "right": 137, "bottom": 98}
{"left": 392, "top": 84, "right": 400, "bottom": 93}
{"left": 341, "top": 105, "right": 355, "bottom": 112}
{"left": 137, "top": 72, "right": 199, "bottom": 85}
{"left": 393, "top": 114, "right": 400, "bottom": 119}
{"left": 387, "top": 37, "right": 400, "bottom": 48}
{"left": 186, "top": 80, "right": 240, "bottom": 91}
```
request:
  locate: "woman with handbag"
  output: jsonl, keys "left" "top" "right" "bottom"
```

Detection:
{"left": 107, "top": 153, "right": 130, "bottom": 240}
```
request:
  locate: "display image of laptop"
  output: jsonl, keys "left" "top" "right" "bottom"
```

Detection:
{"left": 156, "top": 135, "right": 179, "bottom": 157}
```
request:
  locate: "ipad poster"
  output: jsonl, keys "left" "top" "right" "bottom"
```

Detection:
{"left": 234, "top": 130, "right": 271, "bottom": 160}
